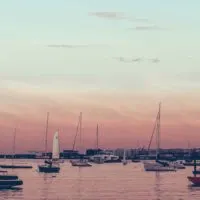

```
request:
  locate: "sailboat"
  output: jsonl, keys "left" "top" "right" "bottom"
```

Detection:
{"left": 38, "top": 131, "right": 60, "bottom": 173}
{"left": 143, "top": 103, "right": 176, "bottom": 172}
{"left": 0, "top": 128, "right": 32, "bottom": 169}
{"left": 122, "top": 149, "right": 128, "bottom": 165}
{"left": 70, "top": 112, "right": 92, "bottom": 167}
{"left": 89, "top": 124, "right": 104, "bottom": 164}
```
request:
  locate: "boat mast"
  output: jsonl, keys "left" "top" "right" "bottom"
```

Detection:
{"left": 156, "top": 102, "right": 161, "bottom": 160}
{"left": 147, "top": 112, "right": 159, "bottom": 153}
{"left": 96, "top": 124, "right": 99, "bottom": 151}
{"left": 45, "top": 112, "right": 49, "bottom": 158}
{"left": 72, "top": 115, "right": 80, "bottom": 151}
{"left": 79, "top": 112, "right": 82, "bottom": 154}
{"left": 12, "top": 128, "right": 16, "bottom": 166}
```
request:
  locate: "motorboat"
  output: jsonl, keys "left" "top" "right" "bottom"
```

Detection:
{"left": 0, "top": 170, "right": 23, "bottom": 189}
{"left": 70, "top": 159, "right": 92, "bottom": 167}
{"left": 144, "top": 160, "right": 176, "bottom": 172}
{"left": 90, "top": 153, "right": 121, "bottom": 163}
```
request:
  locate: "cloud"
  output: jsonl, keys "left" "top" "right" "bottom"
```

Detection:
{"left": 46, "top": 44, "right": 109, "bottom": 48}
{"left": 128, "top": 18, "right": 149, "bottom": 23}
{"left": 129, "top": 25, "right": 165, "bottom": 31}
{"left": 88, "top": 12, "right": 164, "bottom": 31}
{"left": 88, "top": 12, "right": 126, "bottom": 20}
{"left": 47, "top": 44, "right": 90, "bottom": 48}
{"left": 88, "top": 12, "right": 148, "bottom": 22}
{"left": 113, "top": 57, "right": 160, "bottom": 63}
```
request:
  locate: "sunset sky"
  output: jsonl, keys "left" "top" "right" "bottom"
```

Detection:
{"left": 0, "top": 0, "right": 200, "bottom": 153}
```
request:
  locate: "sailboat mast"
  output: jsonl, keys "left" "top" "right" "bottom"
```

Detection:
{"left": 156, "top": 102, "right": 161, "bottom": 159}
{"left": 45, "top": 112, "right": 49, "bottom": 156}
{"left": 12, "top": 128, "right": 16, "bottom": 165}
{"left": 158, "top": 102, "right": 161, "bottom": 151}
{"left": 96, "top": 124, "right": 99, "bottom": 150}
{"left": 72, "top": 115, "right": 80, "bottom": 151}
{"left": 79, "top": 112, "right": 82, "bottom": 153}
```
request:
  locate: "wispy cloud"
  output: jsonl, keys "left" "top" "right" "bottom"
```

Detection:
{"left": 128, "top": 18, "right": 149, "bottom": 23}
{"left": 128, "top": 25, "right": 165, "bottom": 31}
{"left": 46, "top": 44, "right": 109, "bottom": 48}
{"left": 88, "top": 12, "right": 126, "bottom": 20}
{"left": 88, "top": 12, "right": 148, "bottom": 22}
{"left": 113, "top": 57, "right": 160, "bottom": 63}
{"left": 88, "top": 12, "right": 165, "bottom": 31}
{"left": 47, "top": 44, "right": 89, "bottom": 48}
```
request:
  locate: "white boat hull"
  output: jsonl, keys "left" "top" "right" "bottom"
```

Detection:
{"left": 169, "top": 161, "right": 185, "bottom": 169}
{"left": 143, "top": 161, "right": 176, "bottom": 172}
{"left": 70, "top": 160, "right": 92, "bottom": 167}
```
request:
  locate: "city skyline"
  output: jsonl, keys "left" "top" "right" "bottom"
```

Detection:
{"left": 1, "top": 0, "right": 200, "bottom": 152}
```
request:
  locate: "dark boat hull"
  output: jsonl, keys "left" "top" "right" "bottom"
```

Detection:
{"left": 0, "top": 165, "right": 32, "bottom": 169}
{"left": 0, "top": 175, "right": 18, "bottom": 180}
{"left": 193, "top": 171, "right": 200, "bottom": 175}
{"left": 132, "top": 160, "right": 141, "bottom": 163}
{"left": 184, "top": 162, "right": 200, "bottom": 166}
{"left": 104, "top": 159, "right": 122, "bottom": 163}
{"left": 0, "top": 180, "right": 23, "bottom": 189}
{"left": 38, "top": 165, "right": 60, "bottom": 173}
{"left": 188, "top": 176, "right": 200, "bottom": 185}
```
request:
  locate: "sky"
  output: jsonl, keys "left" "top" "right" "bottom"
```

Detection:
{"left": 0, "top": 0, "right": 200, "bottom": 153}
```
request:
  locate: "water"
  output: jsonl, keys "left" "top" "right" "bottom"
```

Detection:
{"left": 0, "top": 160, "right": 200, "bottom": 200}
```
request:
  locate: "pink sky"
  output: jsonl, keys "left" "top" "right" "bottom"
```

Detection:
{"left": 0, "top": 86, "right": 200, "bottom": 153}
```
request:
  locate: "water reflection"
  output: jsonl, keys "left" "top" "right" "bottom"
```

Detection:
{"left": 1, "top": 161, "right": 200, "bottom": 200}
{"left": 154, "top": 172, "right": 161, "bottom": 200}
{"left": 40, "top": 173, "right": 56, "bottom": 200}
{"left": 0, "top": 187, "right": 23, "bottom": 199}
{"left": 77, "top": 168, "right": 82, "bottom": 200}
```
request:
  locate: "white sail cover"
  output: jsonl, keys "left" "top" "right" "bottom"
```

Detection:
{"left": 52, "top": 131, "right": 60, "bottom": 160}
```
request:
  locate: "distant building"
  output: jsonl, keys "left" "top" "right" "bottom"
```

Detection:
{"left": 86, "top": 149, "right": 103, "bottom": 156}
{"left": 61, "top": 150, "right": 80, "bottom": 159}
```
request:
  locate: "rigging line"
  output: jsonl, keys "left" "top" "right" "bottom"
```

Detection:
{"left": 72, "top": 114, "right": 80, "bottom": 151}
{"left": 147, "top": 111, "right": 159, "bottom": 153}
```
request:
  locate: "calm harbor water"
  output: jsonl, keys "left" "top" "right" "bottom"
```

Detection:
{"left": 0, "top": 160, "right": 200, "bottom": 200}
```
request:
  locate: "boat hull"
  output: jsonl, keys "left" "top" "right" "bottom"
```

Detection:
{"left": 143, "top": 161, "right": 176, "bottom": 172}
{"left": 132, "top": 159, "right": 140, "bottom": 163}
{"left": 0, "top": 165, "right": 32, "bottom": 169}
{"left": 0, "top": 179, "right": 23, "bottom": 189}
{"left": 188, "top": 176, "right": 200, "bottom": 185}
{"left": 38, "top": 165, "right": 60, "bottom": 173}
{"left": 0, "top": 175, "right": 19, "bottom": 180}
{"left": 193, "top": 171, "right": 200, "bottom": 175}
{"left": 70, "top": 160, "right": 92, "bottom": 167}
{"left": 145, "top": 168, "right": 176, "bottom": 172}
{"left": 104, "top": 159, "right": 121, "bottom": 163}
{"left": 184, "top": 162, "right": 200, "bottom": 166}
